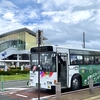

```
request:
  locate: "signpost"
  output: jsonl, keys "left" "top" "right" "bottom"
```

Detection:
{"left": 2, "top": 51, "right": 6, "bottom": 65}
{"left": 36, "top": 30, "right": 43, "bottom": 100}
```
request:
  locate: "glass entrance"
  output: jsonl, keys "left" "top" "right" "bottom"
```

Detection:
{"left": 58, "top": 53, "right": 67, "bottom": 88}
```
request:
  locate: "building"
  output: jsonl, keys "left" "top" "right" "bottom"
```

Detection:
{"left": 0, "top": 27, "right": 47, "bottom": 67}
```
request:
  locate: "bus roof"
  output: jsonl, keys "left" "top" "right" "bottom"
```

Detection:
{"left": 31, "top": 45, "right": 100, "bottom": 53}
{"left": 53, "top": 45, "right": 100, "bottom": 52}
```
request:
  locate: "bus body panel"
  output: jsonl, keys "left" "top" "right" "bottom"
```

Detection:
{"left": 68, "top": 65, "right": 79, "bottom": 87}
{"left": 29, "top": 71, "right": 57, "bottom": 89}
{"left": 79, "top": 65, "right": 100, "bottom": 86}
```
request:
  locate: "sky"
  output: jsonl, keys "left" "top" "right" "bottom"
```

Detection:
{"left": 0, "top": 0, "right": 100, "bottom": 49}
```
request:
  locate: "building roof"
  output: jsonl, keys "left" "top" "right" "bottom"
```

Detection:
{"left": 0, "top": 27, "right": 47, "bottom": 40}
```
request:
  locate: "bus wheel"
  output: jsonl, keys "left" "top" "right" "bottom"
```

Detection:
{"left": 71, "top": 75, "right": 81, "bottom": 91}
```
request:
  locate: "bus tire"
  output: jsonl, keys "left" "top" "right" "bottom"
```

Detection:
{"left": 71, "top": 75, "right": 81, "bottom": 91}
{"left": 51, "top": 86, "right": 55, "bottom": 91}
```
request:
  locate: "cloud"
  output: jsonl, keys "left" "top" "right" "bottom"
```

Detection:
{"left": 42, "top": 10, "right": 92, "bottom": 23}
{"left": 3, "top": 12, "right": 14, "bottom": 20}
{"left": 0, "top": 0, "right": 18, "bottom": 8}
{"left": 0, "top": 0, "right": 100, "bottom": 49}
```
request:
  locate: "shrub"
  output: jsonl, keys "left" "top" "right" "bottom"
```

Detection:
{"left": 0, "top": 70, "right": 29, "bottom": 75}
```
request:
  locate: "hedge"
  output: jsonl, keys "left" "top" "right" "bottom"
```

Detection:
{"left": 10, "top": 67, "right": 21, "bottom": 70}
{"left": 0, "top": 70, "right": 29, "bottom": 75}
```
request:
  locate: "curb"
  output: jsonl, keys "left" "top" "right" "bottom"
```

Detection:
{"left": 7, "top": 79, "right": 28, "bottom": 82}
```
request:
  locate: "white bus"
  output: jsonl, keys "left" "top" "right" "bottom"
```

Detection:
{"left": 29, "top": 45, "right": 100, "bottom": 90}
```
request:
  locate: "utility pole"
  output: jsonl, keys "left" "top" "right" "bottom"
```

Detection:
{"left": 38, "top": 30, "right": 40, "bottom": 100}
{"left": 36, "top": 30, "right": 43, "bottom": 100}
{"left": 83, "top": 32, "right": 85, "bottom": 48}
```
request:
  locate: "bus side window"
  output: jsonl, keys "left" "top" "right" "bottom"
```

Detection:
{"left": 70, "top": 55, "right": 77, "bottom": 65}
{"left": 95, "top": 58, "right": 99, "bottom": 64}
{"left": 98, "top": 59, "right": 100, "bottom": 64}
{"left": 70, "top": 55, "right": 83, "bottom": 65}
{"left": 84, "top": 56, "right": 94, "bottom": 64}
{"left": 75, "top": 56, "right": 83, "bottom": 65}
{"left": 95, "top": 56, "right": 100, "bottom": 64}
{"left": 84, "top": 61, "right": 89, "bottom": 64}
{"left": 79, "top": 60, "right": 83, "bottom": 64}
{"left": 72, "top": 60, "right": 76, "bottom": 64}
{"left": 89, "top": 56, "right": 94, "bottom": 64}
{"left": 84, "top": 56, "right": 89, "bottom": 64}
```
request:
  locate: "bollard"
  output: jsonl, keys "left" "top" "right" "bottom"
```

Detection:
{"left": 21, "top": 65, "right": 23, "bottom": 71}
{"left": 27, "top": 73, "right": 30, "bottom": 88}
{"left": 27, "top": 73, "right": 29, "bottom": 80}
{"left": 89, "top": 77, "right": 94, "bottom": 93}
{"left": 1, "top": 75, "right": 4, "bottom": 91}
{"left": 56, "top": 82, "right": 61, "bottom": 100}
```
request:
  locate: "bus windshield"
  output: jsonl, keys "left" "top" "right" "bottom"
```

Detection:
{"left": 31, "top": 52, "right": 56, "bottom": 72}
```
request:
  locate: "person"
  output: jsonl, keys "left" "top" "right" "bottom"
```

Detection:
{"left": 52, "top": 57, "right": 56, "bottom": 71}
{"left": 43, "top": 60, "right": 51, "bottom": 71}
{"left": 33, "top": 65, "right": 36, "bottom": 72}
{"left": 58, "top": 55, "right": 64, "bottom": 78}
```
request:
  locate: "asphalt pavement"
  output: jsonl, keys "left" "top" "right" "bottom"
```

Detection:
{"left": 0, "top": 94, "right": 20, "bottom": 100}
{"left": 1, "top": 80, "right": 100, "bottom": 100}
{"left": 0, "top": 80, "right": 28, "bottom": 90}
{"left": 0, "top": 80, "right": 29, "bottom": 100}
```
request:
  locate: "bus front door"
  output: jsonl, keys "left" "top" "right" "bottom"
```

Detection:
{"left": 58, "top": 53, "right": 68, "bottom": 88}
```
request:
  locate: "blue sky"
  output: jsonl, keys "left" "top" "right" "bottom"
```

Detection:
{"left": 0, "top": 0, "right": 100, "bottom": 49}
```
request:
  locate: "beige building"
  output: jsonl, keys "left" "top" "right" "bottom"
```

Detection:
{"left": 0, "top": 27, "right": 46, "bottom": 67}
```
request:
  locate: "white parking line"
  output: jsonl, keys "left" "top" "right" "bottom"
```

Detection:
{"left": 9, "top": 92, "right": 16, "bottom": 94}
{"left": 0, "top": 87, "right": 30, "bottom": 96}
{"left": 16, "top": 94, "right": 28, "bottom": 98}
{"left": 5, "top": 87, "right": 28, "bottom": 90}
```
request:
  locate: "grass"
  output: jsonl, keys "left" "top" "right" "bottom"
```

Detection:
{"left": 0, "top": 74, "right": 29, "bottom": 81}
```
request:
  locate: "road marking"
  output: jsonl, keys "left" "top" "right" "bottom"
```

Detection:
{"left": 9, "top": 92, "right": 16, "bottom": 94}
{"left": 83, "top": 95, "right": 100, "bottom": 100}
{"left": 16, "top": 94, "right": 28, "bottom": 98}
{"left": 0, "top": 88, "right": 32, "bottom": 95}
{"left": 5, "top": 87, "right": 28, "bottom": 90}
{"left": 31, "top": 95, "right": 54, "bottom": 100}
